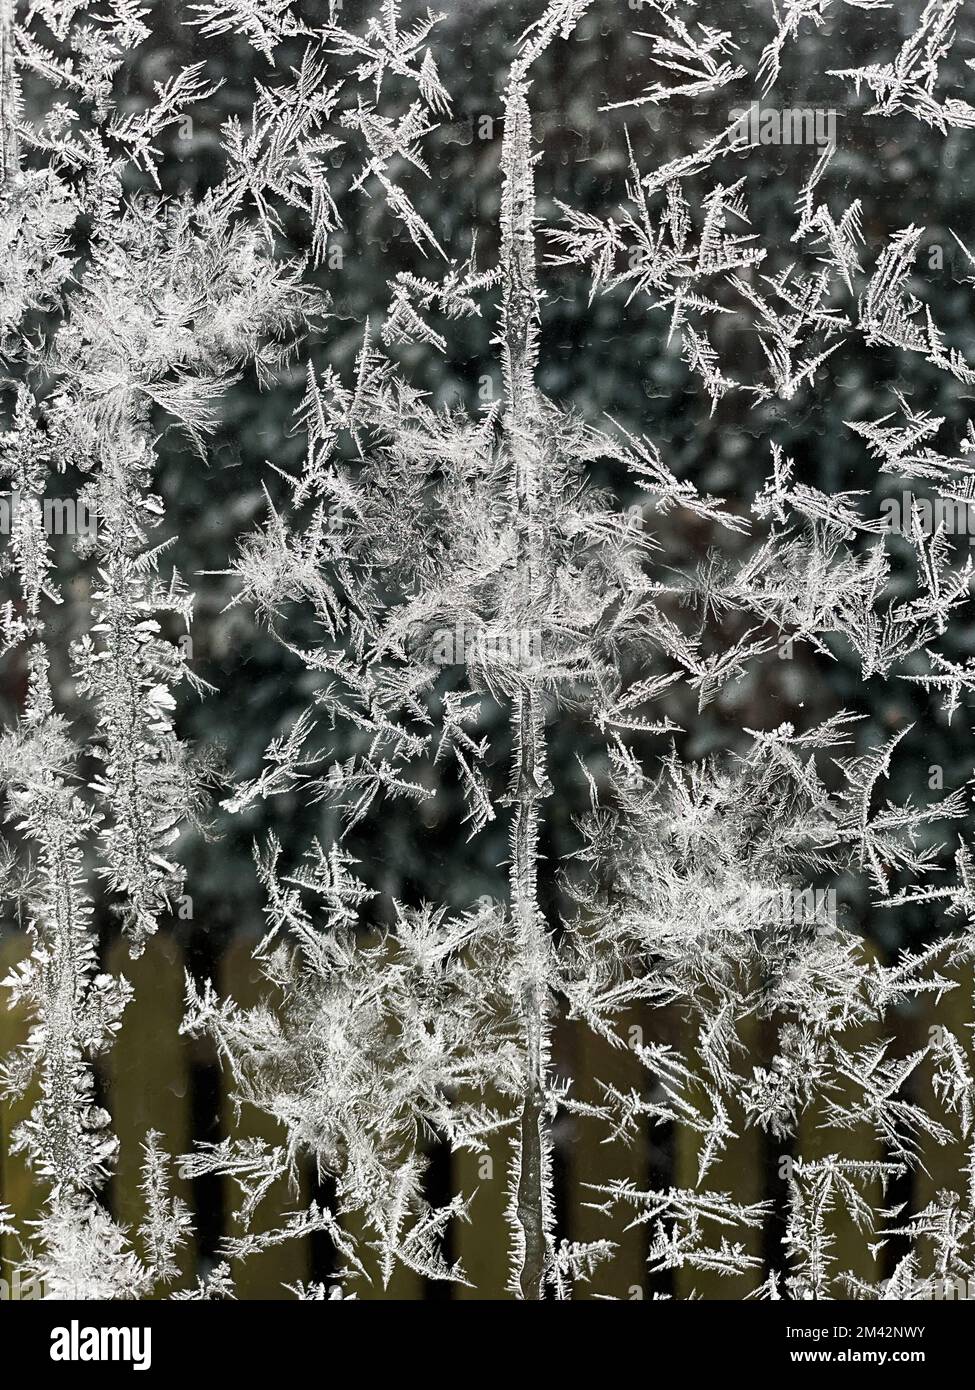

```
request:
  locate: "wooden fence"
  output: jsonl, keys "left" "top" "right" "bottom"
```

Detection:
{"left": 0, "top": 928, "right": 970, "bottom": 1299}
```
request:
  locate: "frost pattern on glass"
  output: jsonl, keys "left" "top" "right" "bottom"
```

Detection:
{"left": 2, "top": 0, "right": 975, "bottom": 1301}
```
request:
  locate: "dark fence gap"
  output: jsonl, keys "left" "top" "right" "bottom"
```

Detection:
{"left": 189, "top": 1058, "right": 225, "bottom": 1270}
{"left": 423, "top": 1137, "right": 455, "bottom": 1301}
{"left": 308, "top": 1166, "right": 338, "bottom": 1289}
{"left": 762, "top": 1126, "right": 793, "bottom": 1280}
{"left": 645, "top": 1118, "right": 675, "bottom": 1300}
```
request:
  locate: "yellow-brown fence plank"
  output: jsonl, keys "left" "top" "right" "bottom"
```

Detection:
{"left": 453, "top": 1085, "right": 512, "bottom": 1300}
{"left": 914, "top": 958, "right": 974, "bottom": 1260}
{"left": 674, "top": 1001, "right": 765, "bottom": 1300}
{"left": 0, "top": 929, "right": 42, "bottom": 1279}
{"left": 220, "top": 935, "right": 310, "bottom": 1298}
{"left": 567, "top": 1010, "right": 649, "bottom": 1300}
{"left": 106, "top": 931, "right": 192, "bottom": 1285}
{"left": 796, "top": 940, "right": 884, "bottom": 1295}
{"left": 321, "top": 919, "right": 425, "bottom": 1302}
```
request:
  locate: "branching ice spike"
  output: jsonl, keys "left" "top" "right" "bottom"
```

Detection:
{"left": 498, "top": 0, "right": 595, "bottom": 1302}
